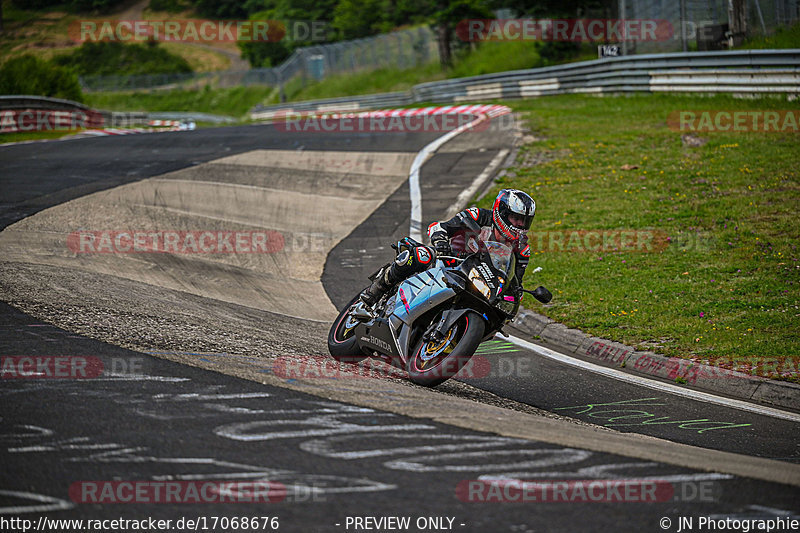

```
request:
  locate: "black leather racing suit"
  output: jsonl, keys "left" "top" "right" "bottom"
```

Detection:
{"left": 363, "top": 207, "right": 531, "bottom": 306}
{"left": 427, "top": 206, "right": 530, "bottom": 287}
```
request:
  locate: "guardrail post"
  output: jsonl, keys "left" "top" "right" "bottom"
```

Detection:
{"left": 680, "top": 0, "right": 688, "bottom": 52}
{"left": 619, "top": 0, "right": 628, "bottom": 56}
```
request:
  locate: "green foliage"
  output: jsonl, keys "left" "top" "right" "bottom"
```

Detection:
{"left": 331, "top": 0, "right": 436, "bottom": 40}
{"left": 191, "top": 0, "right": 248, "bottom": 18}
{"left": 489, "top": 94, "right": 800, "bottom": 370}
{"left": 11, "top": 0, "right": 127, "bottom": 12}
{"left": 237, "top": 10, "right": 291, "bottom": 68}
{"left": 262, "top": 0, "right": 339, "bottom": 24}
{"left": 332, "top": 0, "right": 388, "bottom": 40}
{"left": 450, "top": 41, "right": 542, "bottom": 77}
{"left": 741, "top": 22, "right": 800, "bottom": 49}
{"left": 85, "top": 85, "right": 272, "bottom": 117}
{"left": 538, "top": 41, "right": 581, "bottom": 65}
{"left": 239, "top": 39, "right": 290, "bottom": 68}
{"left": 0, "top": 129, "right": 77, "bottom": 143}
{"left": 10, "top": 0, "right": 63, "bottom": 9}
{"left": 0, "top": 54, "right": 83, "bottom": 102}
{"left": 147, "top": 0, "right": 189, "bottom": 13}
{"left": 68, "top": 0, "right": 127, "bottom": 11}
{"left": 286, "top": 62, "right": 442, "bottom": 101}
{"left": 236, "top": 1, "right": 338, "bottom": 68}
{"left": 495, "top": 0, "right": 611, "bottom": 18}
{"left": 53, "top": 41, "right": 192, "bottom": 76}
{"left": 431, "top": 0, "right": 493, "bottom": 67}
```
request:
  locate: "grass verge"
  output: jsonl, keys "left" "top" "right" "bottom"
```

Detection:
{"left": 283, "top": 41, "right": 594, "bottom": 103}
{"left": 85, "top": 85, "right": 274, "bottom": 117}
{"left": 0, "top": 129, "right": 76, "bottom": 144}
{"left": 284, "top": 62, "right": 445, "bottom": 102}
{"left": 479, "top": 94, "right": 800, "bottom": 380}
{"left": 741, "top": 21, "right": 800, "bottom": 49}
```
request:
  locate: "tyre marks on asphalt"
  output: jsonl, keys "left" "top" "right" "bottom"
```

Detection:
{"left": 4, "top": 355, "right": 757, "bottom": 521}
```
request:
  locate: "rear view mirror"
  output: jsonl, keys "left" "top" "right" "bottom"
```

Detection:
{"left": 532, "top": 286, "right": 552, "bottom": 304}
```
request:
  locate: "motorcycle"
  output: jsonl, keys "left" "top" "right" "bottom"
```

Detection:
{"left": 327, "top": 234, "right": 552, "bottom": 387}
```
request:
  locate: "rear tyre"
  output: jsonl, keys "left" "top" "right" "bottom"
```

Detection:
{"left": 407, "top": 311, "right": 484, "bottom": 387}
{"left": 327, "top": 292, "right": 368, "bottom": 363}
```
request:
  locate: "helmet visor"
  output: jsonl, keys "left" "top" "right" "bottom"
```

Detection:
{"left": 507, "top": 212, "right": 534, "bottom": 232}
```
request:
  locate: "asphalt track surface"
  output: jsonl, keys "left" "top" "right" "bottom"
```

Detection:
{"left": 322, "top": 129, "right": 800, "bottom": 463}
{"left": 1, "top": 125, "right": 799, "bottom": 532}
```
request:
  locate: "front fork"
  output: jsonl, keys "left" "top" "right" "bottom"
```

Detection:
{"left": 423, "top": 308, "right": 478, "bottom": 344}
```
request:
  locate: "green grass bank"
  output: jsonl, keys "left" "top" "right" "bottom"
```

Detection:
{"left": 483, "top": 94, "right": 799, "bottom": 380}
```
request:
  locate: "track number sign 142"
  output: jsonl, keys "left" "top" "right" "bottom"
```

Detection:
{"left": 598, "top": 45, "right": 622, "bottom": 58}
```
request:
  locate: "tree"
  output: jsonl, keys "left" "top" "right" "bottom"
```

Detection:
{"left": 0, "top": 55, "right": 83, "bottom": 102}
{"left": 237, "top": 10, "right": 293, "bottom": 68}
{"left": 332, "top": 0, "right": 388, "bottom": 40}
{"left": 237, "top": 0, "right": 339, "bottom": 68}
{"left": 728, "top": 0, "right": 747, "bottom": 46}
{"left": 192, "top": 0, "right": 248, "bottom": 18}
{"left": 491, "top": 0, "right": 611, "bottom": 17}
{"left": 432, "top": 0, "right": 492, "bottom": 68}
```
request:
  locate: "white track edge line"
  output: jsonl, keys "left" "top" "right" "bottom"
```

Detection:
{"left": 505, "top": 334, "right": 800, "bottom": 423}
{"left": 408, "top": 114, "right": 490, "bottom": 240}
{"left": 406, "top": 108, "right": 800, "bottom": 423}
{"left": 444, "top": 149, "right": 509, "bottom": 221}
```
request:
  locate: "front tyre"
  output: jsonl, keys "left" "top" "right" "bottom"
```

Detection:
{"left": 327, "top": 293, "right": 368, "bottom": 363}
{"left": 407, "top": 311, "right": 484, "bottom": 387}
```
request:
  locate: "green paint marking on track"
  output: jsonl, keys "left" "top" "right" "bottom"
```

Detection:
{"left": 554, "top": 397, "right": 752, "bottom": 434}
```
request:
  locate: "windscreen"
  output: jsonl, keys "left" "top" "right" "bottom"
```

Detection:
{"left": 483, "top": 241, "right": 513, "bottom": 275}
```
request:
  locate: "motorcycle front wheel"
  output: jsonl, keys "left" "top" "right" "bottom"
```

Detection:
{"left": 327, "top": 292, "right": 368, "bottom": 363}
{"left": 407, "top": 311, "right": 484, "bottom": 387}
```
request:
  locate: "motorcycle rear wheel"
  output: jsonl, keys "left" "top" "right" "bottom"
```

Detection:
{"left": 407, "top": 311, "right": 484, "bottom": 387}
{"left": 327, "top": 292, "right": 368, "bottom": 363}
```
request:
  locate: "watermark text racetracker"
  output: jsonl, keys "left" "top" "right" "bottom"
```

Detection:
{"left": 69, "top": 19, "right": 330, "bottom": 43}
{"left": 70, "top": 481, "right": 286, "bottom": 504}
{"left": 66, "top": 230, "right": 331, "bottom": 254}
{"left": 1, "top": 356, "right": 147, "bottom": 379}
{"left": 273, "top": 111, "right": 504, "bottom": 134}
{"left": 668, "top": 110, "right": 800, "bottom": 133}
{"left": 456, "top": 18, "right": 674, "bottom": 42}
{"left": 273, "top": 353, "right": 535, "bottom": 381}
{"left": 458, "top": 479, "right": 721, "bottom": 503}
{"left": 527, "top": 229, "right": 672, "bottom": 253}
{"left": 0, "top": 109, "right": 104, "bottom": 133}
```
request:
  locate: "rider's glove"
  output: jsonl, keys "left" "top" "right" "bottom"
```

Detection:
{"left": 430, "top": 232, "right": 452, "bottom": 257}
{"left": 514, "top": 285, "right": 524, "bottom": 301}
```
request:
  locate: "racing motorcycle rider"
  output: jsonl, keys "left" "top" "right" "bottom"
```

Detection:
{"left": 360, "top": 188, "right": 536, "bottom": 308}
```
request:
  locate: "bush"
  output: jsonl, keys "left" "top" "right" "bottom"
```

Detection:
{"left": 148, "top": 0, "right": 188, "bottom": 13}
{"left": 53, "top": 41, "right": 193, "bottom": 76}
{"left": 741, "top": 22, "right": 800, "bottom": 49}
{"left": 0, "top": 55, "right": 84, "bottom": 102}
{"left": 11, "top": 0, "right": 64, "bottom": 9}
{"left": 538, "top": 41, "right": 581, "bottom": 65}
{"left": 191, "top": 0, "right": 248, "bottom": 19}
{"left": 12, "top": 0, "right": 127, "bottom": 12}
{"left": 450, "top": 41, "right": 542, "bottom": 78}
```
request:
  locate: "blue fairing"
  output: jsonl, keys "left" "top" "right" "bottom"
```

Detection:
{"left": 391, "top": 266, "right": 456, "bottom": 325}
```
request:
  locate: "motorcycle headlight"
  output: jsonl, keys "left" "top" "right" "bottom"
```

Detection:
{"left": 468, "top": 268, "right": 492, "bottom": 299}
{"left": 497, "top": 298, "right": 517, "bottom": 316}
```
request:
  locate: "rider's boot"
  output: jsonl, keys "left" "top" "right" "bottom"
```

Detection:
{"left": 360, "top": 264, "right": 397, "bottom": 307}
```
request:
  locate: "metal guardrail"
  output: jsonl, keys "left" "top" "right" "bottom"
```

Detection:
{"left": 0, "top": 95, "right": 109, "bottom": 131}
{"left": 251, "top": 91, "right": 413, "bottom": 119}
{"left": 251, "top": 49, "right": 800, "bottom": 118}
{"left": 0, "top": 96, "right": 207, "bottom": 128}
{"left": 0, "top": 95, "right": 94, "bottom": 112}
